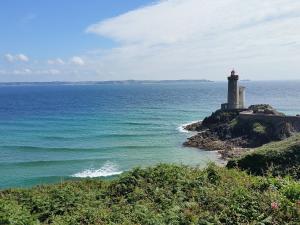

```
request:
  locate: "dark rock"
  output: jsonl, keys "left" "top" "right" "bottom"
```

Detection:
{"left": 248, "top": 104, "right": 284, "bottom": 116}
{"left": 184, "top": 121, "right": 203, "bottom": 131}
{"left": 183, "top": 105, "right": 298, "bottom": 159}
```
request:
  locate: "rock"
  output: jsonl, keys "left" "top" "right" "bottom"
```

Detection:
{"left": 183, "top": 131, "right": 228, "bottom": 150}
{"left": 219, "top": 147, "right": 251, "bottom": 159}
{"left": 183, "top": 104, "right": 298, "bottom": 159}
{"left": 248, "top": 104, "right": 284, "bottom": 116}
{"left": 202, "top": 109, "right": 240, "bottom": 128}
{"left": 184, "top": 121, "right": 203, "bottom": 131}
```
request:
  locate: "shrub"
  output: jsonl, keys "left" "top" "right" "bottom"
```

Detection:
{"left": 227, "top": 133, "right": 300, "bottom": 179}
{"left": 1, "top": 164, "right": 300, "bottom": 224}
{"left": 252, "top": 122, "right": 267, "bottom": 135}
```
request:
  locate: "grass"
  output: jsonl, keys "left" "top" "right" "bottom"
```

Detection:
{"left": 1, "top": 164, "right": 300, "bottom": 224}
{"left": 227, "top": 133, "right": 300, "bottom": 179}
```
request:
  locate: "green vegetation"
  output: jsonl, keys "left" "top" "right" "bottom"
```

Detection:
{"left": 228, "top": 118, "right": 238, "bottom": 128}
{"left": 227, "top": 133, "right": 300, "bottom": 179}
{"left": 231, "top": 119, "right": 271, "bottom": 137}
{"left": 229, "top": 117, "right": 281, "bottom": 147}
{"left": 202, "top": 109, "right": 240, "bottom": 128}
{"left": 1, "top": 164, "right": 300, "bottom": 224}
{"left": 252, "top": 122, "right": 267, "bottom": 135}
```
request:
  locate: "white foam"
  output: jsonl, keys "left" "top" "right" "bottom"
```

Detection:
{"left": 72, "top": 161, "right": 123, "bottom": 178}
{"left": 177, "top": 121, "right": 201, "bottom": 133}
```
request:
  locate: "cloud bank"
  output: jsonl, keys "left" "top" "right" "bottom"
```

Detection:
{"left": 48, "top": 58, "right": 65, "bottom": 65}
{"left": 4, "top": 53, "right": 29, "bottom": 63}
{"left": 1, "top": 0, "right": 300, "bottom": 81}
{"left": 86, "top": 0, "right": 300, "bottom": 80}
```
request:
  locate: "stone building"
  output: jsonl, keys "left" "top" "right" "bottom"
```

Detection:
{"left": 221, "top": 70, "right": 246, "bottom": 110}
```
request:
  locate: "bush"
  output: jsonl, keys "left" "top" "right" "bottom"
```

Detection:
{"left": 1, "top": 164, "right": 300, "bottom": 224}
{"left": 252, "top": 122, "right": 267, "bottom": 135}
{"left": 227, "top": 134, "right": 300, "bottom": 179}
{"left": 0, "top": 198, "right": 36, "bottom": 225}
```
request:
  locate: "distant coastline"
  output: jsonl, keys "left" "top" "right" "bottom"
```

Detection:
{"left": 0, "top": 79, "right": 213, "bottom": 86}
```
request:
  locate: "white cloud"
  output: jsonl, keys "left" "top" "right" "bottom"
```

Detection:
{"left": 46, "top": 69, "right": 61, "bottom": 75}
{"left": 70, "top": 56, "right": 85, "bottom": 66}
{"left": 2, "top": 0, "right": 300, "bottom": 81}
{"left": 4, "top": 54, "right": 15, "bottom": 62}
{"left": 48, "top": 58, "right": 65, "bottom": 65}
{"left": 12, "top": 69, "right": 32, "bottom": 75}
{"left": 4, "top": 53, "right": 29, "bottom": 63}
{"left": 16, "top": 54, "right": 29, "bottom": 62}
{"left": 10, "top": 68, "right": 62, "bottom": 75}
{"left": 86, "top": 0, "right": 300, "bottom": 80}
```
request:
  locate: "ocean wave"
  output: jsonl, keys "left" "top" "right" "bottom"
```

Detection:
{"left": 119, "top": 121, "right": 164, "bottom": 126}
{"left": 1, "top": 144, "right": 171, "bottom": 152}
{"left": 177, "top": 121, "right": 201, "bottom": 133}
{"left": 72, "top": 161, "right": 123, "bottom": 178}
{"left": 0, "top": 158, "right": 113, "bottom": 167}
{"left": 0, "top": 145, "right": 101, "bottom": 152}
{"left": 40, "top": 132, "right": 170, "bottom": 141}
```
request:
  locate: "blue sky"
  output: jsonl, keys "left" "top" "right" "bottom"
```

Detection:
{"left": 0, "top": 0, "right": 151, "bottom": 59}
{"left": 0, "top": 0, "right": 300, "bottom": 81}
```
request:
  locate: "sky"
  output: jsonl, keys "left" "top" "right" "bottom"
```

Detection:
{"left": 0, "top": 0, "right": 300, "bottom": 82}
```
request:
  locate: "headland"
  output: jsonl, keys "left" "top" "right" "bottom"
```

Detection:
{"left": 183, "top": 70, "right": 300, "bottom": 159}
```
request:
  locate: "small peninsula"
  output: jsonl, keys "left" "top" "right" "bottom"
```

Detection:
{"left": 183, "top": 70, "right": 300, "bottom": 159}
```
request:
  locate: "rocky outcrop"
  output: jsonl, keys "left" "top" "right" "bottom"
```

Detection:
{"left": 248, "top": 104, "right": 284, "bottom": 115}
{"left": 184, "top": 121, "right": 203, "bottom": 131}
{"left": 183, "top": 105, "right": 299, "bottom": 159}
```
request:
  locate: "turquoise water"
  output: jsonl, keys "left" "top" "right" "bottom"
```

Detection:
{"left": 0, "top": 81, "right": 300, "bottom": 189}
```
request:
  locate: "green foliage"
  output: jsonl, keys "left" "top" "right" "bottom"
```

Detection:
{"left": 229, "top": 118, "right": 277, "bottom": 147}
{"left": 228, "top": 118, "right": 238, "bottom": 128}
{"left": 282, "top": 183, "right": 300, "bottom": 202}
{"left": 231, "top": 119, "right": 271, "bottom": 138}
{"left": 0, "top": 198, "right": 37, "bottom": 225}
{"left": 252, "top": 122, "right": 267, "bottom": 135}
{"left": 227, "top": 133, "right": 300, "bottom": 179}
{"left": 1, "top": 164, "right": 300, "bottom": 224}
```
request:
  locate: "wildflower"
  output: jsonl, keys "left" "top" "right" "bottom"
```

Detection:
{"left": 271, "top": 202, "right": 279, "bottom": 210}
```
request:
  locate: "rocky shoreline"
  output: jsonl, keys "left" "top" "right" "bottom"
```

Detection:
{"left": 183, "top": 124, "right": 251, "bottom": 159}
{"left": 183, "top": 104, "right": 299, "bottom": 159}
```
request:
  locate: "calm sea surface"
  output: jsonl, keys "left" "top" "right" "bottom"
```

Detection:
{"left": 0, "top": 81, "right": 300, "bottom": 189}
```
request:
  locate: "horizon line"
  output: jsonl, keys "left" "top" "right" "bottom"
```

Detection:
{"left": 0, "top": 79, "right": 300, "bottom": 84}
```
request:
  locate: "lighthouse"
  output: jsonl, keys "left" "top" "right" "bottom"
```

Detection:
{"left": 227, "top": 70, "right": 239, "bottom": 109}
{"left": 221, "top": 70, "right": 246, "bottom": 110}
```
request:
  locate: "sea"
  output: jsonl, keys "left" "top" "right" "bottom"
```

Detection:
{"left": 0, "top": 80, "right": 300, "bottom": 189}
